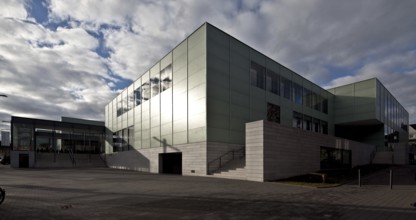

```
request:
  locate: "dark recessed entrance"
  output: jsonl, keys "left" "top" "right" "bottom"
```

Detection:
{"left": 159, "top": 152, "right": 182, "bottom": 175}
{"left": 19, "top": 154, "right": 29, "bottom": 168}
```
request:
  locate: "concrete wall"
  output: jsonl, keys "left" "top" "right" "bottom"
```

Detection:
{"left": 246, "top": 120, "right": 376, "bottom": 182}
{"left": 106, "top": 142, "right": 207, "bottom": 176}
{"left": 393, "top": 143, "right": 409, "bottom": 165}
{"left": 10, "top": 151, "right": 35, "bottom": 168}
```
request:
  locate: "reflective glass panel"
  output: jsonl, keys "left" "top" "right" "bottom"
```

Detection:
{"left": 266, "top": 70, "right": 279, "bottom": 95}
{"left": 161, "top": 64, "right": 172, "bottom": 91}
{"left": 250, "top": 61, "right": 266, "bottom": 89}
{"left": 281, "top": 76, "right": 291, "bottom": 100}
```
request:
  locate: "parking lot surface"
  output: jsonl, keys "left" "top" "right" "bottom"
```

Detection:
{"left": 1, "top": 166, "right": 416, "bottom": 219}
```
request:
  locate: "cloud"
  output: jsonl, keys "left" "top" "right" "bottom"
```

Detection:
{"left": 0, "top": 0, "right": 27, "bottom": 19}
{"left": 0, "top": 16, "right": 114, "bottom": 122}
{"left": 326, "top": 49, "right": 416, "bottom": 123}
{"left": 1, "top": 0, "right": 416, "bottom": 125}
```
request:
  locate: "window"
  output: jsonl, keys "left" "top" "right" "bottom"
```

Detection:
{"left": 313, "top": 118, "right": 320, "bottom": 133}
{"left": 150, "top": 75, "right": 160, "bottom": 97}
{"left": 266, "top": 70, "right": 279, "bottom": 95}
{"left": 321, "top": 121, "right": 328, "bottom": 134}
{"left": 116, "top": 98, "right": 123, "bottom": 116}
{"left": 303, "top": 115, "right": 312, "bottom": 131}
{"left": 267, "top": 103, "right": 280, "bottom": 123}
{"left": 122, "top": 95, "right": 129, "bottom": 113}
{"left": 320, "top": 147, "right": 351, "bottom": 169}
{"left": 292, "top": 83, "right": 303, "bottom": 105}
{"left": 322, "top": 99, "right": 328, "bottom": 114}
{"left": 113, "top": 132, "right": 122, "bottom": 152}
{"left": 134, "top": 87, "right": 141, "bottom": 106}
{"left": 141, "top": 81, "right": 150, "bottom": 101}
{"left": 280, "top": 76, "right": 291, "bottom": 100}
{"left": 293, "top": 111, "right": 303, "bottom": 128}
{"left": 127, "top": 92, "right": 134, "bottom": 111}
{"left": 250, "top": 61, "right": 266, "bottom": 89}
{"left": 303, "top": 88, "right": 312, "bottom": 108}
{"left": 161, "top": 64, "right": 172, "bottom": 91}
{"left": 314, "top": 94, "right": 322, "bottom": 111}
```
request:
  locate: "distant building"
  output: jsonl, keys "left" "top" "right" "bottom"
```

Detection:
{"left": 1, "top": 131, "right": 10, "bottom": 147}
{"left": 10, "top": 116, "right": 106, "bottom": 168}
{"left": 104, "top": 23, "right": 409, "bottom": 181}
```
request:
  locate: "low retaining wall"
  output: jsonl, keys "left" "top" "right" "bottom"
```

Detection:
{"left": 246, "top": 120, "right": 376, "bottom": 182}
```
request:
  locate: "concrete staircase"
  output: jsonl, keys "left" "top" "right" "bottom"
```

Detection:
{"left": 372, "top": 151, "right": 394, "bottom": 164}
{"left": 211, "top": 158, "right": 246, "bottom": 180}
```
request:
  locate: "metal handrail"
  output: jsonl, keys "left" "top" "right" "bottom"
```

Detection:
{"left": 68, "top": 148, "right": 76, "bottom": 166}
{"left": 207, "top": 147, "right": 245, "bottom": 174}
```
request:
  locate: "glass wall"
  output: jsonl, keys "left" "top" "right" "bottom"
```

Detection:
{"left": 320, "top": 147, "right": 351, "bottom": 169}
{"left": 161, "top": 64, "right": 172, "bottom": 91}
{"left": 13, "top": 123, "right": 33, "bottom": 151}
{"left": 249, "top": 62, "right": 328, "bottom": 114}
{"left": 379, "top": 81, "right": 409, "bottom": 150}
{"left": 292, "top": 111, "right": 328, "bottom": 134}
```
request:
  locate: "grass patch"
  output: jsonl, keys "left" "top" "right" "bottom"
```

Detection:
{"left": 275, "top": 164, "right": 390, "bottom": 188}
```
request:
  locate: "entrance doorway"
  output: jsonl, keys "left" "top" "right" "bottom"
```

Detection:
{"left": 19, "top": 153, "right": 29, "bottom": 168}
{"left": 159, "top": 152, "right": 182, "bottom": 174}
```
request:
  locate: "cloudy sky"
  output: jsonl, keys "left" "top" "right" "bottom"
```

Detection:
{"left": 1, "top": 0, "right": 416, "bottom": 133}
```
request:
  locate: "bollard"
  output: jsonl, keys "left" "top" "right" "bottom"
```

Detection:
{"left": 390, "top": 169, "right": 393, "bottom": 190}
{"left": 358, "top": 169, "right": 361, "bottom": 187}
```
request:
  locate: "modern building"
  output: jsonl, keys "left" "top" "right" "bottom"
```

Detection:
{"left": 10, "top": 116, "right": 106, "bottom": 168}
{"left": 409, "top": 124, "right": 416, "bottom": 164}
{"left": 100, "top": 22, "right": 407, "bottom": 181}
{"left": 0, "top": 131, "right": 10, "bottom": 164}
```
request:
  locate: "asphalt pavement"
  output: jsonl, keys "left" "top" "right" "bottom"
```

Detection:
{"left": 0, "top": 165, "right": 415, "bottom": 219}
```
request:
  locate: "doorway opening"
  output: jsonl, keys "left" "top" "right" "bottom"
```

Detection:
{"left": 19, "top": 153, "right": 29, "bottom": 168}
{"left": 159, "top": 152, "right": 182, "bottom": 175}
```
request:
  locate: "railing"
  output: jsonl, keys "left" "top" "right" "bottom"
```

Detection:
{"left": 207, "top": 147, "right": 245, "bottom": 174}
{"left": 68, "top": 148, "right": 76, "bottom": 166}
{"left": 99, "top": 153, "right": 107, "bottom": 167}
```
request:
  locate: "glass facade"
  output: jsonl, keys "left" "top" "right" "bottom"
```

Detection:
{"left": 249, "top": 62, "right": 328, "bottom": 114}
{"left": 292, "top": 111, "right": 328, "bottom": 134}
{"left": 379, "top": 81, "right": 409, "bottom": 150}
{"left": 161, "top": 64, "right": 172, "bottom": 91}
{"left": 105, "top": 23, "right": 407, "bottom": 156}
{"left": 12, "top": 117, "right": 105, "bottom": 155}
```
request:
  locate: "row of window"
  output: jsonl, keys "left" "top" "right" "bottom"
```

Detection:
{"left": 112, "top": 126, "right": 134, "bottom": 152}
{"left": 382, "top": 85, "right": 408, "bottom": 132}
{"left": 116, "top": 64, "right": 173, "bottom": 116}
{"left": 266, "top": 103, "right": 328, "bottom": 134}
{"left": 251, "top": 61, "right": 328, "bottom": 114}
{"left": 293, "top": 111, "right": 328, "bottom": 134}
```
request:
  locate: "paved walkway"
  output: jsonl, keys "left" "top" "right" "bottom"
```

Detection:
{"left": 0, "top": 165, "right": 415, "bottom": 219}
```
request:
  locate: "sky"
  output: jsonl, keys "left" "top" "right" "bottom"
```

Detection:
{"left": 1, "top": 0, "right": 416, "bottom": 134}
